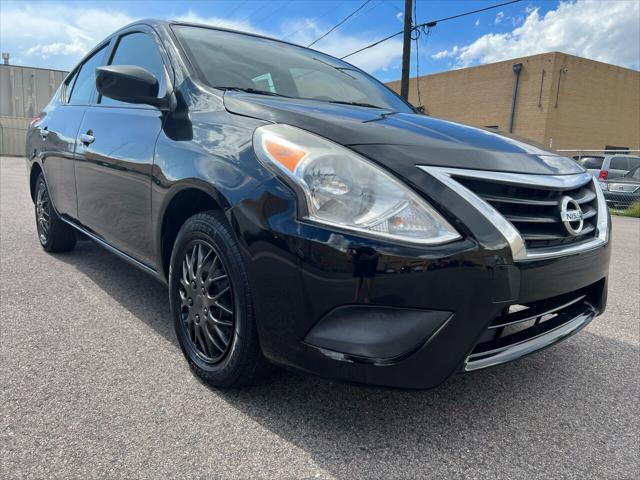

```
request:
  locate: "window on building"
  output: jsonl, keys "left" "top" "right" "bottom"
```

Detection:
{"left": 605, "top": 145, "right": 629, "bottom": 154}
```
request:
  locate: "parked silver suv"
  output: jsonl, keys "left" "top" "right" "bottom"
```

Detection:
{"left": 579, "top": 154, "right": 640, "bottom": 181}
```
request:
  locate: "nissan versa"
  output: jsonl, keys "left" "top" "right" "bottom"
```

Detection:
{"left": 25, "top": 20, "right": 611, "bottom": 388}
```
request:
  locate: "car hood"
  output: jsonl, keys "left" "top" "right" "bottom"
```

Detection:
{"left": 224, "top": 92, "right": 584, "bottom": 176}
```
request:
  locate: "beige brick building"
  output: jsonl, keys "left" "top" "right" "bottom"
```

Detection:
{"left": 387, "top": 52, "right": 640, "bottom": 153}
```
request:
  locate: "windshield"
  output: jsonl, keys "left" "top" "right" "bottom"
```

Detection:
{"left": 173, "top": 25, "right": 412, "bottom": 113}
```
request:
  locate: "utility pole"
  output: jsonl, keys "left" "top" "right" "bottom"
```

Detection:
{"left": 400, "top": 0, "right": 413, "bottom": 100}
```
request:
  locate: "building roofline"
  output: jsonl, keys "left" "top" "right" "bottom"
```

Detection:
{"left": 387, "top": 51, "right": 639, "bottom": 83}
{"left": 0, "top": 64, "right": 68, "bottom": 73}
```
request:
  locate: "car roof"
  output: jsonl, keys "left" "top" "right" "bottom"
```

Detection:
{"left": 117, "top": 18, "right": 338, "bottom": 60}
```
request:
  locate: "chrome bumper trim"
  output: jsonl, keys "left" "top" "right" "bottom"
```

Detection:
{"left": 463, "top": 305, "right": 595, "bottom": 371}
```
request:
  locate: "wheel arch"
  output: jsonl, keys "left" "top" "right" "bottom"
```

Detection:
{"left": 29, "top": 162, "right": 44, "bottom": 202}
{"left": 158, "top": 182, "right": 232, "bottom": 280}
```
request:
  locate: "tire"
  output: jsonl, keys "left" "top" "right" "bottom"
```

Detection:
{"left": 34, "top": 173, "right": 76, "bottom": 253}
{"left": 169, "top": 210, "right": 271, "bottom": 387}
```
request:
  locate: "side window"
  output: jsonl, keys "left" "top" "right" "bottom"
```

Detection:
{"left": 609, "top": 157, "right": 629, "bottom": 170}
{"left": 100, "top": 32, "right": 166, "bottom": 106}
{"left": 626, "top": 157, "right": 640, "bottom": 171}
{"left": 68, "top": 45, "right": 108, "bottom": 104}
{"left": 63, "top": 70, "right": 79, "bottom": 103}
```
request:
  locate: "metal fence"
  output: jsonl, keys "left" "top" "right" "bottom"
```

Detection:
{"left": 557, "top": 149, "right": 640, "bottom": 217}
{"left": 0, "top": 64, "right": 67, "bottom": 156}
{"left": 0, "top": 65, "right": 67, "bottom": 118}
{"left": 0, "top": 116, "right": 30, "bottom": 156}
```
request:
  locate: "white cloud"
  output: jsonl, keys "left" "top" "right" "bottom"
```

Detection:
{"left": 396, "top": 12, "right": 404, "bottom": 22}
{"left": 0, "top": 5, "right": 133, "bottom": 64}
{"left": 175, "top": 11, "right": 268, "bottom": 36}
{"left": 509, "top": 15, "right": 524, "bottom": 27}
{"left": 432, "top": 0, "right": 640, "bottom": 70}
{"left": 432, "top": 46, "right": 459, "bottom": 60}
{"left": 0, "top": 4, "right": 402, "bottom": 75}
{"left": 494, "top": 11, "right": 504, "bottom": 24}
{"left": 474, "top": 18, "right": 480, "bottom": 27}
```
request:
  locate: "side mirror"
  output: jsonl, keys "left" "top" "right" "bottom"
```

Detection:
{"left": 96, "top": 65, "right": 167, "bottom": 109}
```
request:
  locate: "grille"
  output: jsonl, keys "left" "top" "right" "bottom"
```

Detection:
{"left": 465, "top": 285, "right": 600, "bottom": 370}
{"left": 456, "top": 177, "right": 598, "bottom": 250}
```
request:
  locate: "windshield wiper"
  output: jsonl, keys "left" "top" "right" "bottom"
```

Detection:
{"left": 215, "top": 87, "right": 290, "bottom": 98}
{"left": 324, "top": 99, "right": 386, "bottom": 109}
{"left": 218, "top": 87, "right": 387, "bottom": 110}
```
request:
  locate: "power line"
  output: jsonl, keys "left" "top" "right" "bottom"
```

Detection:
{"left": 340, "top": 0, "right": 522, "bottom": 59}
{"left": 307, "top": 0, "right": 372, "bottom": 47}
{"left": 254, "top": 0, "right": 294, "bottom": 28}
{"left": 281, "top": 4, "right": 339, "bottom": 40}
{"left": 383, "top": 0, "right": 403, "bottom": 14}
{"left": 227, "top": 0, "right": 271, "bottom": 30}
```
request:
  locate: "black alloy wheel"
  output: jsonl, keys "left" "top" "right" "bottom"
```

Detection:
{"left": 33, "top": 173, "right": 76, "bottom": 252}
{"left": 35, "top": 182, "right": 51, "bottom": 244}
{"left": 169, "top": 210, "right": 271, "bottom": 387}
{"left": 178, "top": 240, "right": 235, "bottom": 364}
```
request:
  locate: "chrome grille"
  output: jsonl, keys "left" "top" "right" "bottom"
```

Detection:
{"left": 455, "top": 177, "right": 599, "bottom": 250}
{"left": 417, "top": 167, "right": 609, "bottom": 260}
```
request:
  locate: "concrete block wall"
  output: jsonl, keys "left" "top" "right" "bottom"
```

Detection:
{"left": 386, "top": 52, "right": 640, "bottom": 152}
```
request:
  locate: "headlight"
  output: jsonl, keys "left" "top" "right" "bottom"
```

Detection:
{"left": 599, "top": 181, "right": 608, "bottom": 191}
{"left": 253, "top": 124, "right": 460, "bottom": 245}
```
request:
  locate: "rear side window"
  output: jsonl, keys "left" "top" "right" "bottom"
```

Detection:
{"left": 579, "top": 157, "right": 604, "bottom": 169}
{"left": 63, "top": 70, "right": 79, "bottom": 102}
{"left": 68, "top": 45, "right": 108, "bottom": 104}
{"left": 609, "top": 157, "right": 630, "bottom": 170}
{"left": 627, "top": 156, "right": 640, "bottom": 170}
{"left": 100, "top": 32, "right": 166, "bottom": 106}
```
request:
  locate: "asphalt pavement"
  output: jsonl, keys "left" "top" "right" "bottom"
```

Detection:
{"left": 1, "top": 156, "right": 639, "bottom": 479}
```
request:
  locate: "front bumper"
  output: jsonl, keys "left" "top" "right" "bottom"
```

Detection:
{"left": 232, "top": 176, "right": 610, "bottom": 389}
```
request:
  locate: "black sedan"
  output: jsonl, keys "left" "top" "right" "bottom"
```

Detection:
{"left": 25, "top": 20, "right": 611, "bottom": 388}
{"left": 602, "top": 166, "right": 640, "bottom": 209}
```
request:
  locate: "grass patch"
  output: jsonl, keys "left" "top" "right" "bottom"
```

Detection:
{"left": 611, "top": 202, "right": 640, "bottom": 218}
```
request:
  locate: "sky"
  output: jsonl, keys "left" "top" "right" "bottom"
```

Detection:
{"left": 1, "top": 0, "right": 639, "bottom": 82}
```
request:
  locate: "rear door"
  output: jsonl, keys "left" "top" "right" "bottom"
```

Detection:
{"left": 37, "top": 44, "right": 109, "bottom": 218}
{"left": 74, "top": 26, "right": 169, "bottom": 267}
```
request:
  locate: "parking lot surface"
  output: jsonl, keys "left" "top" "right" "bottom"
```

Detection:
{"left": 1, "top": 156, "right": 639, "bottom": 479}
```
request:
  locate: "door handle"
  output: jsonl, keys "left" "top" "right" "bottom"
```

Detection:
{"left": 79, "top": 131, "right": 95, "bottom": 145}
{"left": 40, "top": 127, "right": 49, "bottom": 140}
